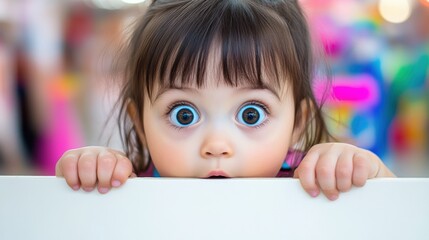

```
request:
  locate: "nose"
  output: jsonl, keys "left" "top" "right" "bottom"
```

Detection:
{"left": 200, "top": 135, "right": 234, "bottom": 159}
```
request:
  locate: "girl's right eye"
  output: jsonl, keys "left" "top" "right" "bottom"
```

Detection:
{"left": 169, "top": 104, "right": 200, "bottom": 127}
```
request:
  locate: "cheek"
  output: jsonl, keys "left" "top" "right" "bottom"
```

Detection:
{"left": 144, "top": 119, "right": 196, "bottom": 177}
{"left": 143, "top": 103, "right": 181, "bottom": 176}
{"left": 146, "top": 134, "right": 182, "bottom": 176}
{"left": 239, "top": 119, "right": 294, "bottom": 177}
{"left": 240, "top": 138, "right": 290, "bottom": 177}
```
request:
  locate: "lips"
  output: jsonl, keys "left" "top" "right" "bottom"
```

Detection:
{"left": 206, "top": 170, "right": 230, "bottom": 179}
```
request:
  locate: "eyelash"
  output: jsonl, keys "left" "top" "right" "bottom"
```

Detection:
{"left": 243, "top": 100, "right": 270, "bottom": 114}
{"left": 165, "top": 101, "right": 192, "bottom": 114}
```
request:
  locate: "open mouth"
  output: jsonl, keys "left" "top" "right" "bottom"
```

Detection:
{"left": 207, "top": 176, "right": 228, "bottom": 179}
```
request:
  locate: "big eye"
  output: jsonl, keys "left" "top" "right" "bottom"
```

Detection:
{"left": 169, "top": 105, "right": 200, "bottom": 127}
{"left": 237, "top": 103, "right": 267, "bottom": 127}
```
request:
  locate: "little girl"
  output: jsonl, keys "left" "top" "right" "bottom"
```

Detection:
{"left": 56, "top": 0, "right": 395, "bottom": 201}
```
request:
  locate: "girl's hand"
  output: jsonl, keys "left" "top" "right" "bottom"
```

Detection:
{"left": 294, "top": 143, "right": 395, "bottom": 201}
{"left": 55, "top": 146, "right": 135, "bottom": 194}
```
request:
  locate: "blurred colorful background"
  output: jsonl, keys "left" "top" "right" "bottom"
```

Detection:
{"left": 0, "top": 0, "right": 428, "bottom": 176}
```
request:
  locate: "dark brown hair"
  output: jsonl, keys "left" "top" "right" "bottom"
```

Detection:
{"left": 116, "top": 0, "right": 329, "bottom": 173}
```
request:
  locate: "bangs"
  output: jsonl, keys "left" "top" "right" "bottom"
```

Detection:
{"left": 132, "top": 0, "right": 301, "bottom": 100}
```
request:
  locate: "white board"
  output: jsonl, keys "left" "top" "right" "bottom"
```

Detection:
{"left": 0, "top": 176, "right": 428, "bottom": 240}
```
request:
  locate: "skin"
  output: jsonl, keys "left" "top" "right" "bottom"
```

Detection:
{"left": 56, "top": 84, "right": 395, "bottom": 201}
{"left": 141, "top": 81, "right": 297, "bottom": 179}
{"left": 56, "top": 52, "right": 395, "bottom": 200}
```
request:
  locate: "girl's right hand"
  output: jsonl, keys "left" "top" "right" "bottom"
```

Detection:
{"left": 55, "top": 146, "right": 135, "bottom": 194}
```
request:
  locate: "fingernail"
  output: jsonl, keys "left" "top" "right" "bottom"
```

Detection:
{"left": 112, "top": 180, "right": 121, "bottom": 187}
{"left": 310, "top": 190, "right": 319, "bottom": 197}
{"left": 72, "top": 185, "right": 80, "bottom": 191}
{"left": 82, "top": 187, "right": 94, "bottom": 192}
{"left": 329, "top": 194, "right": 339, "bottom": 201}
{"left": 98, "top": 187, "right": 109, "bottom": 194}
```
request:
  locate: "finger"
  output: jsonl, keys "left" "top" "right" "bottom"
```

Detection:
{"left": 315, "top": 152, "right": 339, "bottom": 201}
{"left": 96, "top": 151, "right": 117, "bottom": 194}
{"left": 352, "top": 153, "right": 370, "bottom": 187}
{"left": 111, "top": 154, "right": 133, "bottom": 188}
{"left": 335, "top": 152, "right": 353, "bottom": 192}
{"left": 294, "top": 151, "right": 320, "bottom": 197}
{"left": 77, "top": 152, "right": 98, "bottom": 192}
{"left": 367, "top": 151, "right": 383, "bottom": 178}
{"left": 57, "top": 152, "right": 81, "bottom": 191}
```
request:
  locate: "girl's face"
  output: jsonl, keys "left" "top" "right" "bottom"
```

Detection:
{"left": 138, "top": 67, "right": 302, "bottom": 178}
{"left": 131, "top": 45, "right": 303, "bottom": 178}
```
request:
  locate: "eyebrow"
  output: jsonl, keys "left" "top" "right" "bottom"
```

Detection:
{"left": 153, "top": 84, "right": 282, "bottom": 102}
{"left": 153, "top": 86, "right": 199, "bottom": 102}
{"left": 241, "top": 85, "right": 282, "bottom": 100}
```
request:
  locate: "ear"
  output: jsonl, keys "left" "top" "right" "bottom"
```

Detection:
{"left": 126, "top": 99, "right": 146, "bottom": 145}
{"left": 291, "top": 99, "right": 310, "bottom": 147}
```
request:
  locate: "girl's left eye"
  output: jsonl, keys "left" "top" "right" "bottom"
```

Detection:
{"left": 236, "top": 103, "right": 267, "bottom": 127}
{"left": 169, "top": 104, "right": 200, "bottom": 127}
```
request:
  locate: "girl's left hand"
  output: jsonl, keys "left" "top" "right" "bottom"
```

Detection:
{"left": 293, "top": 143, "right": 395, "bottom": 201}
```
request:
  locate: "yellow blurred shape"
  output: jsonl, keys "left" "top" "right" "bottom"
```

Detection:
{"left": 379, "top": 0, "right": 412, "bottom": 23}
